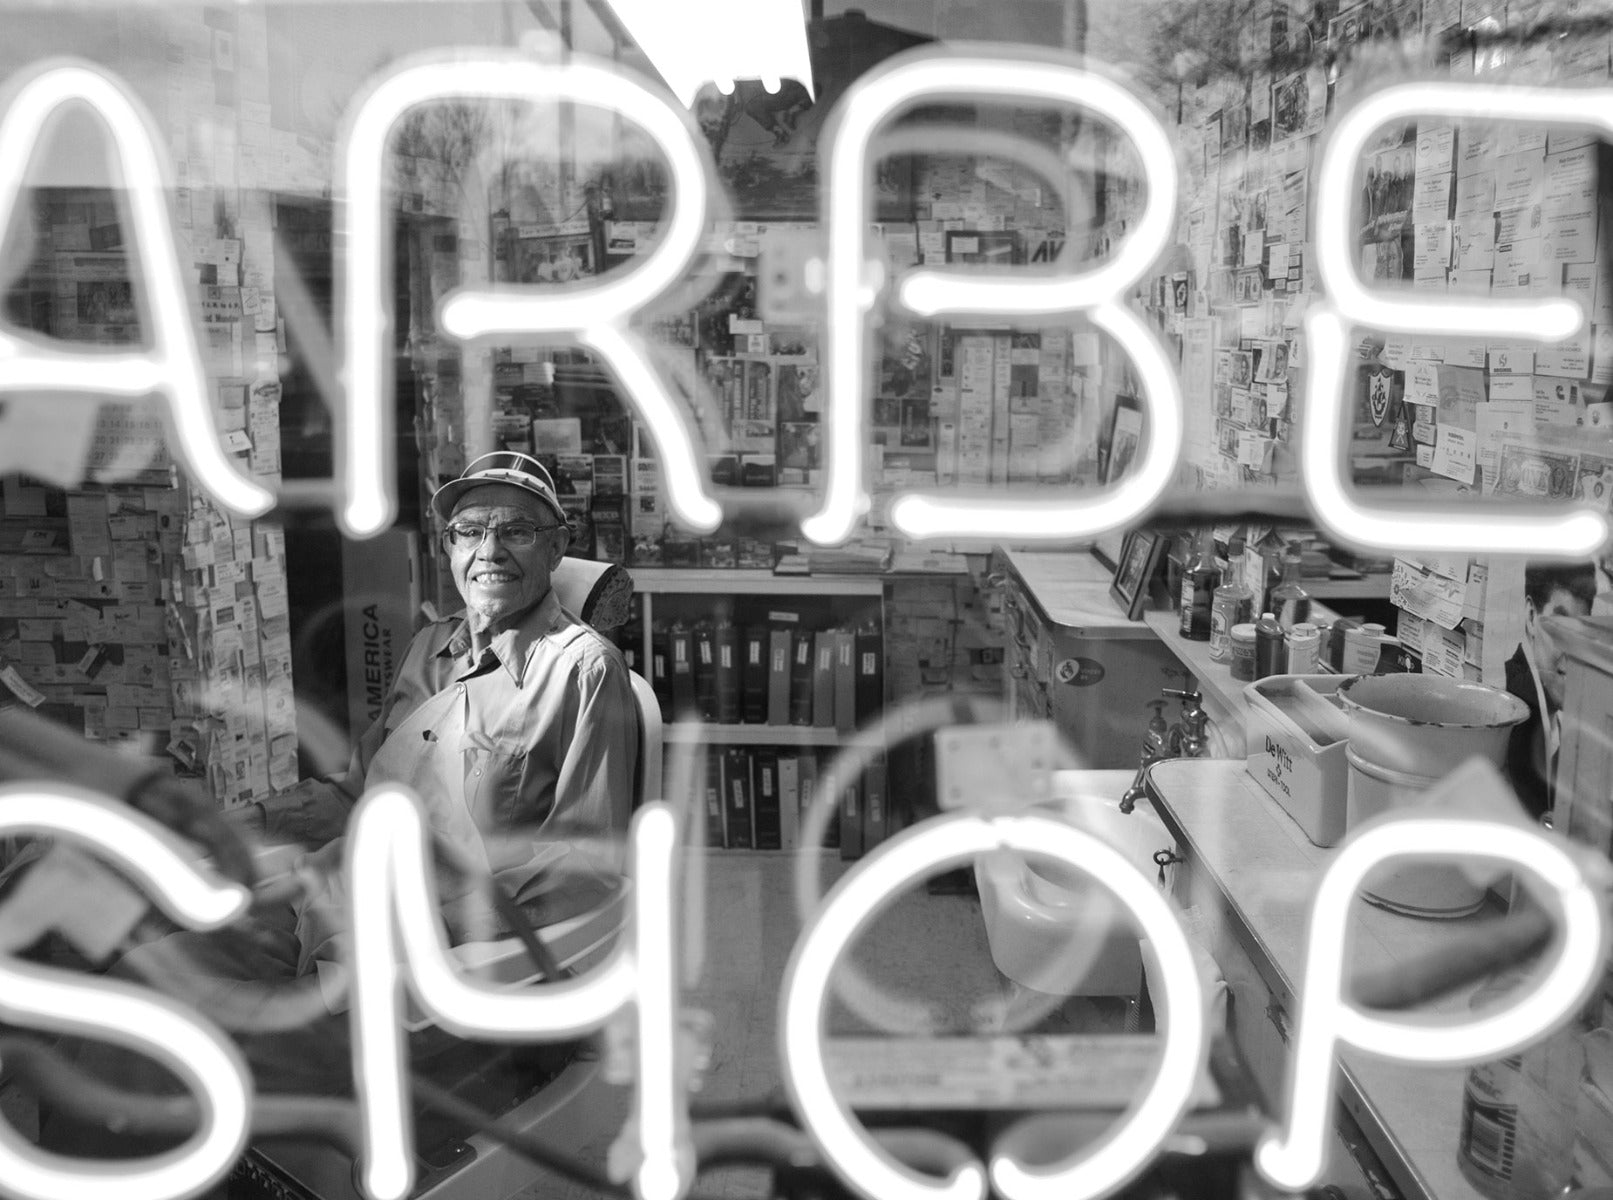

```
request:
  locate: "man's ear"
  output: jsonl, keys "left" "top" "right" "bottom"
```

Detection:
{"left": 547, "top": 529, "right": 570, "bottom": 569}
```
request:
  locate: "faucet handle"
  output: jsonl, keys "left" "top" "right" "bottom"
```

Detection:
{"left": 1162, "top": 687, "right": 1202, "bottom": 704}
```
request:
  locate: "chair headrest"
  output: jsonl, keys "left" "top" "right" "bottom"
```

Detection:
{"left": 549, "top": 557, "right": 634, "bottom": 630}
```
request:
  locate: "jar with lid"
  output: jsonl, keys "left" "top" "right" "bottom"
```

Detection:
{"left": 1287, "top": 622, "right": 1321, "bottom": 673}
{"left": 1457, "top": 971, "right": 1585, "bottom": 1200}
{"left": 1344, "top": 622, "right": 1386, "bottom": 674}
{"left": 1229, "top": 623, "right": 1258, "bottom": 682}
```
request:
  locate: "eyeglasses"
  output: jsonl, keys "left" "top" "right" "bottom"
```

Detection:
{"left": 441, "top": 521, "right": 562, "bottom": 549}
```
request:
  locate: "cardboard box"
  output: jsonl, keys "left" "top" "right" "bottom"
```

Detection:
{"left": 1244, "top": 674, "right": 1351, "bottom": 846}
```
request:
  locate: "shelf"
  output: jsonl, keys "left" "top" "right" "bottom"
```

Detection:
{"left": 1303, "top": 573, "right": 1392, "bottom": 601}
{"left": 631, "top": 568, "right": 884, "bottom": 596}
{"left": 1148, "top": 761, "right": 1492, "bottom": 1200}
{"left": 665, "top": 723, "right": 848, "bottom": 747}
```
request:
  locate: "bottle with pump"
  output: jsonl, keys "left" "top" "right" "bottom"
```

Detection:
{"left": 1178, "top": 528, "right": 1221, "bottom": 641}
{"left": 1271, "top": 550, "right": 1312, "bottom": 631}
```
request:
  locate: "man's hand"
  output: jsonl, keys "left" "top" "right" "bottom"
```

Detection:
{"left": 127, "top": 773, "right": 259, "bottom": 888}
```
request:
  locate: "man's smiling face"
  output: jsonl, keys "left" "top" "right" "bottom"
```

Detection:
{"left": 447, "top": 483, "right": 566, "bottom": 636}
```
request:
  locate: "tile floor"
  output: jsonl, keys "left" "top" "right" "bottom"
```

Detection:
{"left": 0, "top": 852, "right": 1067, "bottom": 1200}
{"left": 514, "top": 851, "right": 1016, "bottom": 1200}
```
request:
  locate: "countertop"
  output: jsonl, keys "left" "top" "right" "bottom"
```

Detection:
{"left": 996, "top": 548, "right": 1156, "bottom": 640}
{"left": 1146, "top": 758, "right": 1491, "bottom": 1200}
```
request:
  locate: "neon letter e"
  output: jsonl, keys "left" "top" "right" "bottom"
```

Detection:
{"left": 1304, "top": 82, "right": 1611, "bottom": 557}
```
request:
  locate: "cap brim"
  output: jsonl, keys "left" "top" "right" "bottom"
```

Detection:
{"left": 431, "top": 476, "right": 567, "bottom": 525}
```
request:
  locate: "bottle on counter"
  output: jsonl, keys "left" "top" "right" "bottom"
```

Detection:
{"left": 1343, "top": 622, "right": 1387, "bottom": 674}
{"left": 1243, "top": 530, "right": 1286, "bottom": 615}
{"left": 1209, "top": 554, "right": 1255, "bottom": 662}
{"left": 1254, "top": 611, "right": 1285, "bottom": 679}
{"left": 1229, "top": 623, "right": 1259, "bottom": 682}
{"left": 1328, "top": 617, "right": 1360, "bottom": 672}
{"left": 1457, "top": 972, "right": 1584, "bottom": 1200}
{"left": 1271, "top": 550, "right": 1312, "bottom": 631}
{"left": 1287, "top": 622, "right": 1321, "bottom": 674}
{"left": 1179, "top": 528, "right": 1221, "bottom": 641}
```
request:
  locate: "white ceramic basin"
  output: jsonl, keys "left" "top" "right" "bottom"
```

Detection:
{"left": 974, "top": 769, "right": 1176, "bottom": 997}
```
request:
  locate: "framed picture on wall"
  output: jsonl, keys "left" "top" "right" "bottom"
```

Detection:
{"left": 1105, "top": 400, "right": 1143, "bottom": 485}
{"left": 507, "top": 232, "right": 595, "bottom": 284}
{"left": 1110, "top": 529, "right": 1164, "bottom": 621}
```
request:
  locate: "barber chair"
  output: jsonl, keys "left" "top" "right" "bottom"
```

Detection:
{"left": 236, "top": 558, "right": 661, "bottom": 1200}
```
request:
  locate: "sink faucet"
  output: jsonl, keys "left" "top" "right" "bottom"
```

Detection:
{"left": 1119, "top": 687, "right": 1209, "bottom": 812}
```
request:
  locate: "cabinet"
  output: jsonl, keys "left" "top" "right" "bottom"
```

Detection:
{"left": 993, "top": 549, "right": 1183, "bottom": 770}
{"left": 1149, "top": 759, "right": 1493, "bottom": 1200}
{"left": 626, "top": 569, "right": 889, "bottom": 853}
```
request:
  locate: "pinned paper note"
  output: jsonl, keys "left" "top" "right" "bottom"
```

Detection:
{"left": 1431, "top": 425, "right": 1477, "bottom": 484}
{"left": 1391, "top": 558, "right": 1469, "bottom": 629}
{"left": 0, "top": 395, "right": 100, "bottom": 487}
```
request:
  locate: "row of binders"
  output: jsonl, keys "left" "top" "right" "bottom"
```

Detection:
{"left": 702, "top": 747, "right": 906, "bottom": 858}
{"left": 646, "top": 615, "right": 883, "bottom": 729}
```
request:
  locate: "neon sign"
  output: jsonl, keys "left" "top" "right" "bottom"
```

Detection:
{"left": 810, "top": 49, "right": 1182, "bottom": 546}
{"left": 340, "top": 53, "right": 723, "bottom": 539}
{"left": 1304, "top": 81, "right": 1612, "bottom": 558}
{"left": 0, "top": 34, "right": 1610, "bottom": 1200}
{"left": 0, "top": 63, "right": 274, "bottom": 523}
{"left": 0, "top": 783, "right": 1604, "bottom": 1200}
{"left": 0, "top": 785, "right": 251, "bottom": 1200}
{"left": 0, "top": 50, "right": 1604, "bottom": 551}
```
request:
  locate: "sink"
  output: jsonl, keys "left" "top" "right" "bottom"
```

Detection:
{"left": 974, "top": 769, "right": 1176, "bottom": 997}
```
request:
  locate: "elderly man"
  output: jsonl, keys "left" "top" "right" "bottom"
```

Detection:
{"left": 41, "top": 452, "right": 638, "bottom": 1158}
{"left": 249, "top": 451, "right": 638, "bottom": 947}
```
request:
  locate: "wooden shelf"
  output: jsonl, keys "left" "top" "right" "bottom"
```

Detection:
{"left": 665, "top": 723, "right": 847, "bottom": 747}
{"left": 631, "top": 569, "right": 884, "bottom": 596}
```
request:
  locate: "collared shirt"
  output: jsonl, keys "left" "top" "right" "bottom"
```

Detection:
{"left": 264, "top": 589, "right": 638, "bottom": 942}
{"left": 1520, "top": 635, "right": 1560, "bottom": 794}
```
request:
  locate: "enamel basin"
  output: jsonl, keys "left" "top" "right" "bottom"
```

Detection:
{"left": 974, "top": 769, "right": 1176, "bottom": 997}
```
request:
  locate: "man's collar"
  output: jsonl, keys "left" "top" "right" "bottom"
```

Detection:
{"left": 438, "top": 590, "right": 563, "bottom": 685}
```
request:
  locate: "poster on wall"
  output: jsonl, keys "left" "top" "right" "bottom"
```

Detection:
{"left": 506, "top": 232, "right": 594, "bottom": 284}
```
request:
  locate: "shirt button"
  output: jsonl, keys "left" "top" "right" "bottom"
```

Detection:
{"left": 456, "top": 684, "right": 465, "bottom": 694}
{"left": 474, "top": 768, "right": 482, "bottom": 777}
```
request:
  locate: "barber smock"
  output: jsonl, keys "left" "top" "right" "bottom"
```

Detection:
{"left": 263, "top": 589, "right": 638, "bottom": 944}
